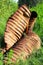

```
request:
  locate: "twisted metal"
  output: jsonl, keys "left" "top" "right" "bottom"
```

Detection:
{"left": 4, "top": 31, "right": 41, "bottom": 63}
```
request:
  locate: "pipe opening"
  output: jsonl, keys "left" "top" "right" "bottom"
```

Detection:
{"left": 31, "top": 11, "right": 37, "bottom": 18}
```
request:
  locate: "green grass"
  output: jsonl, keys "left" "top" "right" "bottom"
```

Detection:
{"left": 0, "top": 0, "right": 18, "bottom": 36}
{"left": 0, "top": 1, "right": 43, "bottom": 65}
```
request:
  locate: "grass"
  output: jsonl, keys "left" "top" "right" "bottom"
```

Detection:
{"left": 0, "top": 1, "right": 43, "bottom": 65}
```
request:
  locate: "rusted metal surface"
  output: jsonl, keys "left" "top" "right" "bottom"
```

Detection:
{"left": 0, "top": 4, "right": 40, "bottom": 64}
{"left": 4, "top": 5, "right": 31, "bottom": 51}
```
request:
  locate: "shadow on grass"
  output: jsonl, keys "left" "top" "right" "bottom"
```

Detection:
{"left": 0, "top": 35, "right": 6, "bottom": 49}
